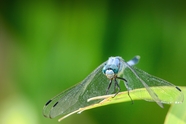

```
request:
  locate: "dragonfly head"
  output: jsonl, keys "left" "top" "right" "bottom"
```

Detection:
{"left": 102, "top": 65, "right": 119, "bottom": 79}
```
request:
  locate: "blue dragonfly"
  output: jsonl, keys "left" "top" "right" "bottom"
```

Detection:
{"left": 43, "top": 56, "right": 183, "bottom": 120}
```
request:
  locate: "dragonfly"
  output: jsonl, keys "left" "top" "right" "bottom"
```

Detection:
{"left": 43, "top": 56, "right": 184, "bottom": 120}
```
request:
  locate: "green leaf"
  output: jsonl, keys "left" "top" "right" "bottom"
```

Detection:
{"left": 58, "top": 86, "right": 184, "bottom": 122}
{"left": 164, "top": 87, "right": 186, "bottom": 124}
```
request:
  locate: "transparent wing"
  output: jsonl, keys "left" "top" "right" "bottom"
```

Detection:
{"left": 43, "top": 61, "right": 115, "bottom": 119}
{"left": 123, "top": 62, "right": 184, "bottom": 107}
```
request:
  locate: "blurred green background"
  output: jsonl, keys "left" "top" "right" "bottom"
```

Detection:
{"left": 0, "top": 1, "right": 186, "bottom": 124}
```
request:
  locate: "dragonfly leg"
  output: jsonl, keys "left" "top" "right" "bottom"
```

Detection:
{"left": 113, "top": 78, "right": 120, "bottom": 97}
{"left": 125, "top": 82, "right": 133, "bottom": 104}
{"left": 106, "top": 79, "right": 113, "bottom": 94}
{"left": 114, "top": 80, "right": 117, "bottom": 93}
{"left": 127, "top": 89, "right": 133, "bottom": 104}
{"left": 117, "top": 77, "right": 133, "bottom": 104}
